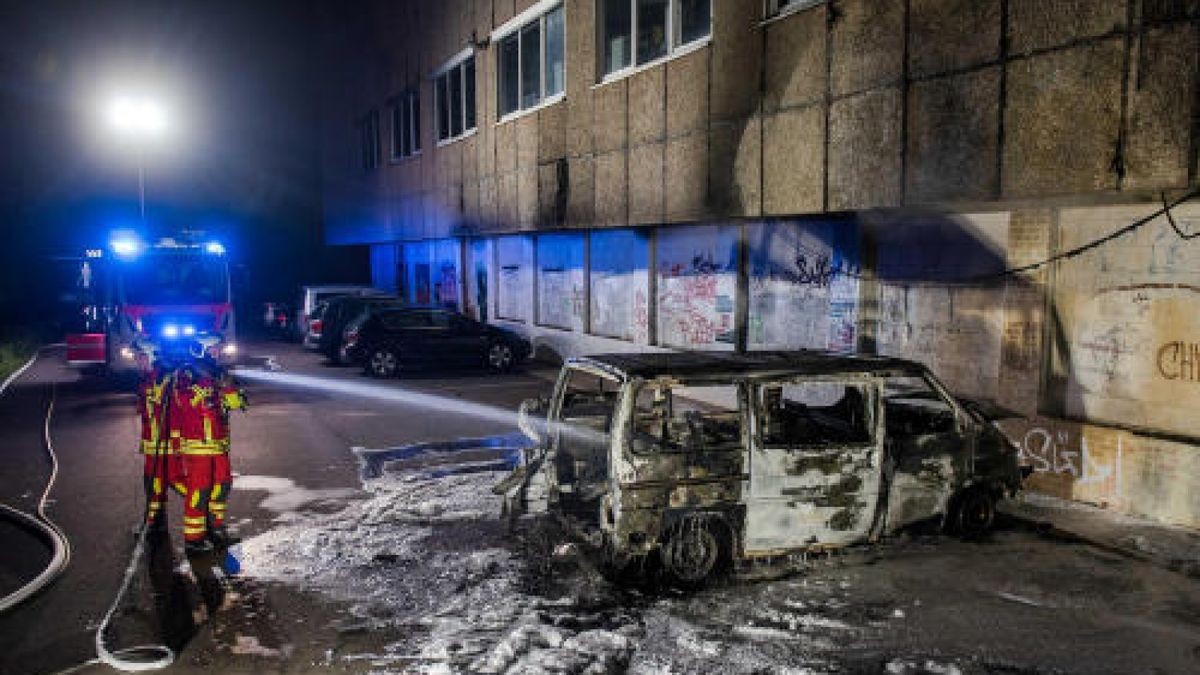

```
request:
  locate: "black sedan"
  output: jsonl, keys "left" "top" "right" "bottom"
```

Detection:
{"left": 344, "top": 306, "right": 531, "bottom": 377}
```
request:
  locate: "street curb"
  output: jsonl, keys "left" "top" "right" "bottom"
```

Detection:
{"left": 998, "top": 505, "right": 1200, "bottom": 581}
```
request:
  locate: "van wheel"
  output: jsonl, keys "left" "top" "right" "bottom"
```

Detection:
{"left": 661, "top": 516, "right": 729, "bottom": 588}
{"left": 366, "top": 348, "right": 399, "bottom": 378}
{"left": 950, "top": 486, "right": 996, "bottom": 539}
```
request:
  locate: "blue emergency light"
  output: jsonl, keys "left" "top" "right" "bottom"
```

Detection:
{"left": 205, "top": 242, "right": 226, "bottom": 255}
{"left": 110, "top": 237, "right": 143, "bottom": 258}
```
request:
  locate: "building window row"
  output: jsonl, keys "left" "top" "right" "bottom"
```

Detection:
{"left": 498, "top": 3, "right": 565, "bottom": 118}
{"left": 435, "top": 53, "right": 476, "bottom": 144}
{"left": 359, "top": 0, "right": 715, "bottom": 167}
{"left": 601, "top": 0, "right": 710, "bottom": 78}
{"left": 390, "top": 89, "right": 421, "bottom": 160}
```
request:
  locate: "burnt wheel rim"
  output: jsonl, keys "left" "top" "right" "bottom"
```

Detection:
{"left": 665, "top": 523, "right": 720, "bottom": 583}
{"left": 488, "top": 344, "right": 513, "bottom": 369}
{"left": 370, "top": 350, "right": 397, "bottom": 376}
{"left": 959, "top": 491, "right": 995, "bottom": 535}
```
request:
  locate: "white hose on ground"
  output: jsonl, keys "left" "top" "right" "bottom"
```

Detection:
{"left": 0, "top": 346, "right": 175, "bottom": 671}
{"left": 0, "top": 349, "right": 71, "bottom": 613}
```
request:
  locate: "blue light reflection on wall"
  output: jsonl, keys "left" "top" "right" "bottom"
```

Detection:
{"left": 590, "top": 229, "right": 649, "bottom": 341}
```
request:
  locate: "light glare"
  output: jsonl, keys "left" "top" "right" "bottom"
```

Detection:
{"left": 107, "top": 96, "right": 168, "bottom": 136}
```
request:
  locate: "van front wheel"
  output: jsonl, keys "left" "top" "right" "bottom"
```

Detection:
{"left": 661, "top": 517, "right": 728, "bottom": 588}
{"left": 950, "top": 486, "right": 996, "bottom": 539}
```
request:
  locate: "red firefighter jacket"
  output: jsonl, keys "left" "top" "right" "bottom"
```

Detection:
{"left": 175, "top": 368, "right": 242, "bottom": 456}
{"left": 137, "top": 369, "right": 178, "bottom": 455}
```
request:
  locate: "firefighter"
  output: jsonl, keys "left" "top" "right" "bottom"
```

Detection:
{"left": 176, "top": 339, "right": 246, "bottom": 554}
{"left": 134, "top": 342, "right": 186, "bottom": 532}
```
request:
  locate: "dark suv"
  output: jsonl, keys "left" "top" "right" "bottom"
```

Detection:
{"left": 318, "top": 294, "right": 404, "bottom": 364}
{"left": 344, "top": 306, "right": 531, "bottom": 377}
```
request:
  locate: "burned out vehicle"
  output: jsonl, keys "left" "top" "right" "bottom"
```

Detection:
{"left": 503, "top": 351, "right": 1022, "bottom": 585}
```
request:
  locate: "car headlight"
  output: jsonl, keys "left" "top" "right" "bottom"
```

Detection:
{"left": 119, "top": 346, "right": 135, "bottom": 360}
{"left": 221, "top": 343, "right": 238, "bottom": 356}
{"left": 162, "top": 324, "right": 180, "bottom": 339}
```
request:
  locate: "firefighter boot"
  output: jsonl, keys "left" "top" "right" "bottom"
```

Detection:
{"left": 208, "top": 526, "right": 241, "bottom": 550}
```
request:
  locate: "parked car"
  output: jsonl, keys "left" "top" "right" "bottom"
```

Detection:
{"left": 295, "top": 284, "right": 382, "bottom": 342}
{"left": 302, "top": 301, "right": 328, "bottom": 350}
{"left": 319, "top": 294, "right": 405, "bottom": 364}
{"left": 501, "top": 351, "right": 1024, "bottom": 587}
{"left": 344, "top": 306, "right": 531, "bottom": 377}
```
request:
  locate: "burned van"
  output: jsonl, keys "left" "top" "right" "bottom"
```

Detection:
{"left": 502, "top": 351, "right": 1023, "bottom": 585}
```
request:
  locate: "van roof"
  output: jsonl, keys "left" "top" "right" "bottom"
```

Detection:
{"left": 570, "top": 350, "right": 928, "bottom": 380}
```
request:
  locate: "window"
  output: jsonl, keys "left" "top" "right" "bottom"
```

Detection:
{"left": 390, "top": 89, "right": 420, "bottom": 160}
{"left": 632, "top": 382, "right": 742, "bottom": 453}
{"left": 759, "top": 382, "right": 874, "bottom": 447}
{"left": 765, "top": 0, "right": 826, "bottom": 19}
{"left": 434, "top": 53, "right": 476, "bottom": 143}
{"left": 599, "top": 0, "right": 710, "bottom": 78}
{"left": 497, "top": 3, "right": 566, "bottom": 118}
{"left": 359, "top": 110, "right": 380, "bottom": 170}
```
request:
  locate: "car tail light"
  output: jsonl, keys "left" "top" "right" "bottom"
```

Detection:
{"left": 311, "top": 319, "right": 323, "bottom": 332}
{"left": 344, "top": 329, "right": 359, "bottom": 344}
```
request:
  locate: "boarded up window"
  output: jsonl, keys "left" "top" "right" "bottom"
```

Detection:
{"left": 656, "top": 225, "right": 738, "bottom": 350}
{"left": 590, "top": 229, "right": 650, "bottom": 342}
{"left": 537, "top": 233, "right": 585, "bottom": 331}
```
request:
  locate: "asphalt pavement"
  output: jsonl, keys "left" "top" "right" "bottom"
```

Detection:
{"left": 1, "top": 342, "right": 1198, "bottom": 674}
{"left": 0, "top": 341, "right": 551, "bottom": 675}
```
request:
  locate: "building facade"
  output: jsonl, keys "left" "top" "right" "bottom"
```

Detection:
{"left": 319, "top": 0, "right": 1200, "bottom": 528}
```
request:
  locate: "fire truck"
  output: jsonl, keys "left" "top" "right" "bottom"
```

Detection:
{"left": 65, "top": 234, "right": 238, "bottom": 372}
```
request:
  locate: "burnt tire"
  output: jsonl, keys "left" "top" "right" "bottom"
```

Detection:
{"left": 366, "top": 348, "right": 399, "bottom": 378}
{"left": 487, "top": 342, "right": 515, "bottom": 372}
{"left": 949, "top": 486, "right": 996, "bottom": 539}
{"left": 660, "top": 516, "right": 730, "bottom": 589}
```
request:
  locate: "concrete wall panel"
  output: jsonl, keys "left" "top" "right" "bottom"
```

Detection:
{"left": 629, "top": 67, "right": 666, "bottom": 145}
{"left": 594, "top": 151, "right": 627, "bottom": 226}
{"left": 828, "top": 88, "right": 903, "bottom": 210}
{"left": 538, "top": 101, "right": 567, "bottom": 163}
{"left": 566, "top": 155, "right": 595, "bottom": 227}
{"left": 1123, "top": 23, "right": 1198, "bottom": 190}
{"left": 764, "top": 5, "right": 828, "bottom": 112}
{"left": 498, "top": 171, "right": 519, "bottom": 226}
{"left": 1008, "top": 0, "right": 1126, "bottom": 55}
{"left": 593, "top": 81, "right": 627, "bottom": 153}
{"left": 517, "top": 167, "right": 539, "bottom": 227}
{"left": 764, "top": 106, "right": 825, "bottom": 215}
{"left": 628, "top": 142, "right": 665, "bottom": 224}
{"left": 906, "top": 67, "right": 1001, "bottom": 203}
{"left": 516, "top": 113, "right": 539, "bottom": 170}
{"left": 565, "top": 0, "right": 596, "bottom": 156}
{"left": 830, "top": 0, "right": 905, "bottom": 97}
{"left": 1003, "top": 39, "right": 1124, "bottom": 197}
{"left": 708, "top": 117, "right": 761, "bottom": 217}
{"left": 710, "top": 0, "right": 762, "bottom": 123}
{"left": 908, "top": 0, "right": 1001, "bottom": 78}
{"left": 666, "top": 134, "right": 708, "bottom": 222}
{"left": 666, "top": 48, "right": 710, "bottom": 137}
{"left": 495, "top": 121, "right": 518, "bottom": 175}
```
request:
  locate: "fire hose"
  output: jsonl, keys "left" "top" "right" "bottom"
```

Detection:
{"left": 0, "top": 348, "right": 174, "bottom": 672}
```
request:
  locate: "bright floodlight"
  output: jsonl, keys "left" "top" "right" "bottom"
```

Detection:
{"left": 107, "top": 96, "right": 168, "bottom": 136}
{"left": 204, "top": 241, "right": 226, "bottom": 255}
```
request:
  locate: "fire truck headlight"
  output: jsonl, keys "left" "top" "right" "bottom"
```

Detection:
{"left": 162, "top": 324, "right": 180, "bottom": 339}
{"left": 119, "top": 346, "right": 135, "bottom": 360}
{"left": 182, "top": 325, "right": 196, "bottom": 336}
{"left": 221, "top": 343, "right": 238, "bottom": 357}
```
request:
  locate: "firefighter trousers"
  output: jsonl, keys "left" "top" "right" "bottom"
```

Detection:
{"left": 142, "top": 454, "right": 185, "bottom": 525}
{"left": 181, "top": 454, "right": 232, "bottom": 543}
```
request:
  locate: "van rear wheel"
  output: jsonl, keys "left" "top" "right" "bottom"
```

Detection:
{"left": 661, "top": 516, "right": 729, "bottom": 588}
{"left": 950, "top": 486, "right": 996, "bottom": 539}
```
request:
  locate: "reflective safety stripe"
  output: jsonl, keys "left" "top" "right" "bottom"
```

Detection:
{"left": 203, "top": 418, "right": 212, "bottom": 442}
{"left": 210, "top": 484, "right": 222, "bottom": 501}
{"left": 152, "top": 478, "right": 162, "bottom": 494}
{"left": 172, "top": 483, "right": 188, "bottom": 495}
{"left": 189, "top": 491, "right": 202, "bottom": 508}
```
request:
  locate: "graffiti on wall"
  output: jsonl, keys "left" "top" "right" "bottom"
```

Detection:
{"left": 537, "top": 234, "right": 586, "bottom": 331}
{"left": 748, "top": 221, "right": 860, "bottom": 351}
{"left": 657, "top": 226, "right": 738, "bottom": 349}
{"left": 1156, "top": 341, "right": 1200, "bottom": 382}
{"left": 590, "top": 230, "right": 649, "bottom": 343}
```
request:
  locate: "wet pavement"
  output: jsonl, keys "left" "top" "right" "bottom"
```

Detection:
{"left": 1, "top": 341, "right": 1198, "bottom": 674}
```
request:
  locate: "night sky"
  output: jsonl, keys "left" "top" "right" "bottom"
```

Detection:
{"left": 0, "top": 0, "right": 365, "bottom": 329}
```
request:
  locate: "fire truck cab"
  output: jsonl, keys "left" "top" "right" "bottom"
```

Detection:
{"left": 65, "top": 235, "right": 237, "bottom": 371}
